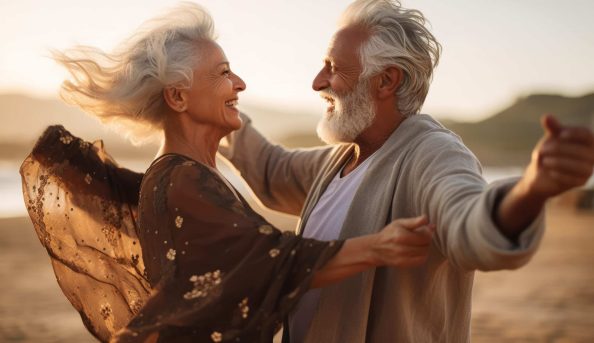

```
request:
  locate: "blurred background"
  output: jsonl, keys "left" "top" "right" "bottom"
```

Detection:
{"left": 1, "top": 0, "right": 593, "bottom": 342}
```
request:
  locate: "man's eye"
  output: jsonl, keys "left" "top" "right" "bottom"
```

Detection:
{"left": 222, "top": 69, "right": 231, "bottom": 76}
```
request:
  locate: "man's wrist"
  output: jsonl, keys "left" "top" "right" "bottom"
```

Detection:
{"left": 495, "top": 179, "right": 546, "bottom": 240}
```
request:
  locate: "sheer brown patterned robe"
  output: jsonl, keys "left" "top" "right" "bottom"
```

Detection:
{"left": 20, "top": 126, "right": 343, "bottom": 342}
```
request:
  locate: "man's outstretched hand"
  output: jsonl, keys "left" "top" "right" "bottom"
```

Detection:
{"left": 520, "top": 115, "right": 594, "bottom": 199}
{"left": 496, "top": 115, "right": 594, "bottom": 239}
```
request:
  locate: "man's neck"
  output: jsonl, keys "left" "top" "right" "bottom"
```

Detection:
{"left": 342, "top": 111, "right": 406, "bottom": 176}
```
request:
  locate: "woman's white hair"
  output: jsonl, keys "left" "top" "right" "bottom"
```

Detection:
{"left": 340, "top": 0, "right": 441, "bottom": 117}
{"left": 52, "top": 2, "right": 216, "bottom": 144}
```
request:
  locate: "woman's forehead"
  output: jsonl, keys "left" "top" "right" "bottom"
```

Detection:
{"left": 195, "top": 40, "right": 229, "bottom": 69}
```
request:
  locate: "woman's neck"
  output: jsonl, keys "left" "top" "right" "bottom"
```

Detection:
{"left": 157, "top": 116, "right": 226, "bottom": 168}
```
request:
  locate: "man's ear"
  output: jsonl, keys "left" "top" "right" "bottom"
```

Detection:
{"left": 163, "top": 86, "right": 187, "bottom": 113}
{"left": 377, "top": 66, "right": 402, "bottom": 100}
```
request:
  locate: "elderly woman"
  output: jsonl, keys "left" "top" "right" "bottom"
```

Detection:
{"left": 20, "top": 3, "right": 434, "bottom": 342}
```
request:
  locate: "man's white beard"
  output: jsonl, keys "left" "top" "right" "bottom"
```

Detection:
{"left": 316, "top": 78, "right": 376, "bottom": 144}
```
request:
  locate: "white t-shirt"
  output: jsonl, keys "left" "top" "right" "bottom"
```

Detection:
{"left": 289, "top": 153, "right": 375, "bottom": 343}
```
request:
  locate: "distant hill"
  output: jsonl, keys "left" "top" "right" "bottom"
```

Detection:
{"left": 1, "top": 92, "right": 593, "bottom": 166}
{"left": 442, "top": 93, "right": 594, "bottom": 166}
{"left": 0, "top": 93, "right": 157, "bottom": 161}
{"left": 0, "top": 93, "right": 320, "bottom": 162}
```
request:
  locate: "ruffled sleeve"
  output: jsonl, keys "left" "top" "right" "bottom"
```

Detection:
{"left": 20, "top": 126, "right": 150, "bottom": 343}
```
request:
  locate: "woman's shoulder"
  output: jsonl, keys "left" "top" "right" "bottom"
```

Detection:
{"left": 143, "top": 153, "right": 247, "bottom": 215}
{"left": 145, "top": 154, "right": 212, "bottom": 180}
{"left": 143, "top": 154, "right": 226, "bottom": 197}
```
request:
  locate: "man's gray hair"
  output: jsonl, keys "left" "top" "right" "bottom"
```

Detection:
{"left": 340, "top": 0, "right": 441, "bottom": 116}
{"left": 52, "top": 2, "right": 216, "bottom": 144}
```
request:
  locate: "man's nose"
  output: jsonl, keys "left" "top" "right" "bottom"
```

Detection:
{"left": 312, "top": 69, "right": 330, "bottom": 91}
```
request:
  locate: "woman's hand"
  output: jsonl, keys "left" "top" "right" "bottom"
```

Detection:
{"left": 371, "top": 215, "right": 436, "bottom": 268}
{"left": 310, "top": 215, "right": 435, "bottom": 289}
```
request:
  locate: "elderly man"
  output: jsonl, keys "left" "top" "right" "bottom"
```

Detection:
{"left": 220, "top": 0, "right": 594, "bottom": 342}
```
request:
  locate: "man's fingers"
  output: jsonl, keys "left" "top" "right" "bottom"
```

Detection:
{"left": 547, "top": 169, "right": 588, "bottom": 188}
{"left": 559, "top": 127, "right": 594, "bottom": 146}
{"left": 541, "top": 114, "right": 563, "bottom": 137}
{"left": 541, "top": 157, "right": 594, "bottom": 177}
{"left": 395, "top": 215, "right": 428, "bottom": 230}
{"left": 540, "top": 141, "right": 594, "bottom": 163}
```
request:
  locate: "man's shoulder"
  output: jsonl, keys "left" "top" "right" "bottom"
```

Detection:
{"left": 400, "top": 114, "right": 466, "bottom": 151}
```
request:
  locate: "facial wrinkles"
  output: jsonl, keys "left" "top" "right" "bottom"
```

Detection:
{"left": 202, "top": 64, "right": 230, "bottom": 90}
{"left": 327, "top": 54, "right": 361, "bottom": 91}
{"left": 336, "top": 66, "right": 361, "bottom": 91}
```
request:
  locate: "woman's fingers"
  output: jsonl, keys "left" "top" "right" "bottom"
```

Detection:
{"left": 394, "top": 215, "right": 428, "bottom": 230}
{"left": 377, "top": 217, "right": 436, "bottom": 267}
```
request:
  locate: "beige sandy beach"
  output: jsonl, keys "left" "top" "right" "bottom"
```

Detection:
{"left": 1, "top": 198, "right": 592, "bottom": 342}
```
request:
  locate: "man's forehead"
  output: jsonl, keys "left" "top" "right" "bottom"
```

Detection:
{"left": 326, "top": 24, "right": 370, "bottom": 60}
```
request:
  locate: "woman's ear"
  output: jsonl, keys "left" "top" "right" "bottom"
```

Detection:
{"left": 163, "top": 86, "right": 187, "bottom": 113}
{"left": 377, "top": 66, "right": 402, "bottom": 100}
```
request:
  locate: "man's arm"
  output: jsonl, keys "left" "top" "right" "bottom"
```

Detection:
{"left": 412, "top": 115, "right": 593, "bottom": 271}
{"left": 495, "top": 115, "right": 594, "bottom": 240}
{"left": 219, "top": 113, "right": 335, "bottom": 215}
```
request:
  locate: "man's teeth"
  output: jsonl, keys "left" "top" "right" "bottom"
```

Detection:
{"left": 225, "top": 100, "right": 238, "bottom": 107}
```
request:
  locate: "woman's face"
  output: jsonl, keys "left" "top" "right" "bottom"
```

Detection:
{"left": 183, "top": 40, "right": 246, "bottom": 132}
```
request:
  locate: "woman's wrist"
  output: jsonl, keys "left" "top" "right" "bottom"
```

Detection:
{"left": 363, "top": 233, "right": 383, "bottom": 267}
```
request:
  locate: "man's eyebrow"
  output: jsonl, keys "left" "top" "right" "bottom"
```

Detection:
{"left": 217, "top": 62, "right": 230, "bottom": 67}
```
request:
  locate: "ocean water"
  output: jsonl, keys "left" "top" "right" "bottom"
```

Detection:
{"left": 0, "top": 158, "right": 528, "bottom": 219}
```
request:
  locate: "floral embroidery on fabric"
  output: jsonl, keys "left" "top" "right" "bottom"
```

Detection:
{"left": 269, "top": 248, "right": 280, "bottom": 258}
{"left": 166, "top": 249, "right": 176, "bottom": 261}
{"left": 258, "top": 225, "right": 274, "bottom": 235}
{"left": 175, "top": 215, "right": 184, "bottom": 228}
{"left": 184, "top": 270, "right": 223, "bottom": 300}
{"left": 238, "top": 297, "right": 249, "bottom": 319}
{"left": 100, "top": 303, "right": 112, "bottom": 320}
{"left": 84, "top": 174, "right": 92, "bottom": 185}
{"left": 210, "top": 331, "right": 222, "bottom": 342}
{"left": 79, "top": 140, "right": 90, "bottom": 149}
{"left": 59, "top": 134, "right": 74, "bottom": 144}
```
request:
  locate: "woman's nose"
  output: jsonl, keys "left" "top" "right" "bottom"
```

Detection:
{"left": 233, "top": 73, "right": 246, "bottom": 92}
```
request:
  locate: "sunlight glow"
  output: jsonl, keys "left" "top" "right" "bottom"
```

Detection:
{"left": 1, "top": 0, "right": 593, "bottom": 121}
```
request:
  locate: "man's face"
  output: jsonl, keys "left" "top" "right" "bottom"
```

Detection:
{"left": 313, "top": 25, "right": 376, "bottom": 144}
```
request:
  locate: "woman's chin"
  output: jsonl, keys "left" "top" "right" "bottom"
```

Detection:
{"left": 222, "top": 115, "right": 242, "bottom": 132}
{"left": 226, "top": 110, "right": 242, "bottom": 129}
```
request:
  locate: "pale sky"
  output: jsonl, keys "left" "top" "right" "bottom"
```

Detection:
{"left": 1, "top": 0, "right": 593, "bottom": 121}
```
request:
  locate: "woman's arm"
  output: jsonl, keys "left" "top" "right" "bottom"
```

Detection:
{"left": 311, "top": 216, "right": 435, "bottom": 288}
